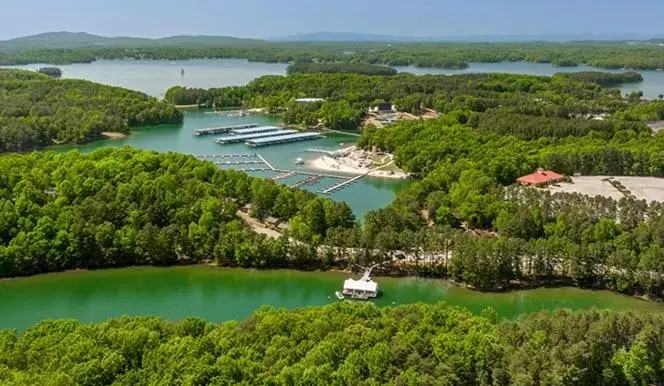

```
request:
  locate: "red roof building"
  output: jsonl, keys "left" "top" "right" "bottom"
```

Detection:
{"left": 517, "top": 168, "right": 564, "bottom": 186}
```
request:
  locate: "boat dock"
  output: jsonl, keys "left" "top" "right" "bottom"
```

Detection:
{"left": 193, "top": 123, "right": 259, "bottom": 136}
{"left": 289, "top": 175, "right": 323, "bottom": 188}
{"left": 271, "top": 171, "right": 296, "bottom": 181}
{"left": 215, "top": 129, "right": 297, "bottom": 144}
{"left": 320, "top": 173, "right": 365, "bottom": 194}
{"left": 246, "top": 132, "right": 321, "bottom": 147}
{"left": 230, "top": 125, "right": 281, "bottom": 135}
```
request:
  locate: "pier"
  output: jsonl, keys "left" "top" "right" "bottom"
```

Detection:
{"left": 289, "top": 175, "right": 323, "bottom": 188}
{"left": 193, "top": 123, "right": 259, "bottom": 136}
{"left": 320, "top": 173, "right": 365, "bottom": 194}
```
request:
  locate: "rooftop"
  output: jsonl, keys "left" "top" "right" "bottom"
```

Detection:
{"left": 343, "top": 278, "right": 378, "bottom": 293}
{"left": 230, "top": 126, "right": 281, "bottom": 135}
{"left": 517, "top": 169, "right": 564, "bottom": 185}
{"left": 245, "top": 132, "right": 321, "bottom": 145}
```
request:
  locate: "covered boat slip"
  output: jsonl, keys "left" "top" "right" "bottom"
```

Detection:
{"left": 245, "top": 132, "right": 321, "bottom": 147}
{"left": 215, "top": 129, "right": 297, "bottom": 144}
{"left": 342, "top": 278, "right": 379, "bottom": 299}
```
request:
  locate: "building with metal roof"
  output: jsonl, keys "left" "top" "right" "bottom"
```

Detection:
{"left": 215, "top": 129, "right": 297, "bottom": 144}
{"left": 230, "top": 126, "right": 281, "bottom": 135}
{"left": 245, "top": 132, "right": 321, "bottom": 147}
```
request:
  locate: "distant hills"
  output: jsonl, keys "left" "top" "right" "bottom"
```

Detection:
{"left": 271, "top": 31, "right": 664, "bottom": 43}
{"left": 2, "top": 31, "right": 663, "bottom": 50}
{"left": 0, "top": 32, "right": 265, "bottom": 50}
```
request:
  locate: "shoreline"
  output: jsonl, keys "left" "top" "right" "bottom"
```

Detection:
{"left": 1, "top": 263, "right": 661, "bottom": 304}
{"left": 307, "top": 146, "right": 409, "bottom": 180}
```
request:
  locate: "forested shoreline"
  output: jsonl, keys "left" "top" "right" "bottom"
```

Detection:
{"left": 3, "top": 41, "right": 664, "bottom": 69}
{"left": 0, "top": 69, "right": 182, "bottom": 152}
{"left": 2, "top": 303, "right": 664, "bottom": 385}
{"left": 0, "top": 148, "right": 355, "bottom": 278}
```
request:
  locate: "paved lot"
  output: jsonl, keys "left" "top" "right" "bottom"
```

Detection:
{"left": 546, "top": 176, "right": 664, "bottom": 202}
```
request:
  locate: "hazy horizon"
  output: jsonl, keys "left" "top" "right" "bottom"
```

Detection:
{"left": 2, "top": 0, "right": 663, "bottom": 41}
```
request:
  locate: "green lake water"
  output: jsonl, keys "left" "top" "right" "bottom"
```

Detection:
{"left": 1, "top": 266, "right": 663, "bottom": 331}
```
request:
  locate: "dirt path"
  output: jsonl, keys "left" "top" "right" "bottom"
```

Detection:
{"left": 237, "top": 211, "right": 282, "bottom": 238}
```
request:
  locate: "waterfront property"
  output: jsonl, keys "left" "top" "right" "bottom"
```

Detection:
{"left": 245, "top": 132, "right": 321, "bottom": 147}
{"left": 215, "top": 129, "right": 297, "bottom": 144}
{"left": 193, "top": 123, "right": 259, "bottom": 136}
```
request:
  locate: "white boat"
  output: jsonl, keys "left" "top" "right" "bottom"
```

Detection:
{"left": 295, "top": 157, "right": 305, "bottom": 165}
{"left": 335, "top": 291, "right": 345, "bottom": 300}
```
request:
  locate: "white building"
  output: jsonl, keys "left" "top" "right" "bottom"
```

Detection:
{"left": 342, "top": 278, "right": 378, "bottom": 299}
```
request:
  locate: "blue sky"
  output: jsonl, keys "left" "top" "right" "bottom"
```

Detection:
{"left": 2, "top": 0, "right": 663, "bottom": 40}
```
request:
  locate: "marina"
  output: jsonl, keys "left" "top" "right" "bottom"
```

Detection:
{"left": 245, "top": 132, "right": 321, "bottom": 147}
{"left": 215, "top": 129, "right": 297, "bottom": 144}
{"left": 193, "top": 123, "right": 259, "bottom": 136}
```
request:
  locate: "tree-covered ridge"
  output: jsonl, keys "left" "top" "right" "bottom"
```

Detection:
{"left": 0, "top": 69, "right": 182, "bottom": 152}
{"left": 286, "top": 62, "right": 398, "bottom": 76}
{"left": 165, "top": 71, "right": 646, "bottom": 135}
{"left": 0, "top": 303, "right": 663, "bottom": 385}
{"left": 0, "top": 148, "right": 355, "bottom": 278}
{"left": 3, "top": 41, "right": 664, "bottom": 69}
{"left": 556, "top": 71, "right": 643, "bottom": 87}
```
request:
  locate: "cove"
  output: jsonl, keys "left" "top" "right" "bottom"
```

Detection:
{"left": 55, "top": 110, "right": 408, "bottom": 219}
{"left": 1, "top": 265, "right": 663, "bottom": 331}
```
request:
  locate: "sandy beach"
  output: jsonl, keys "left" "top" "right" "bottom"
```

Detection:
{"left": 309, "top": 147, "right": 409, "bottom": 179}
{"left": 101, "top": 132, "right": 128, "bottom": 139}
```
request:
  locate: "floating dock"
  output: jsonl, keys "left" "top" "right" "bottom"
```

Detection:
{"left": 320, "top": 174, "right": 365, "bottom": 194}
{"left": 230, "top": 125, "right": 281, "bottom": 135}
{"left": 215, "top": 129, "right": 298, "bottom": 144}
{"left": 193, "top": 123, "right": 259, "bottom": 136}
{"left": 245, "top": 132, "right": 321, "bottom": 147}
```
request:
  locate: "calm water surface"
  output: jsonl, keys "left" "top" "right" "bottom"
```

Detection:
{"left": 1, "top": 266, "right": 662, "bottom": 331}
{"left": 396, "top": 62, "right": 664, "bottom": 98}
{"left": 5, "top": 59, "right": 663, "bottom": 98}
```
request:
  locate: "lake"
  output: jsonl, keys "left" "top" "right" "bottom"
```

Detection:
{"left": 5, "top": 59, "right": 663, "bottom": 98}
{"left": 1, "top": 265, "right": 662, "bottom": 331}
{"left": 58, "top": 110, "right": 408, "bottom": 219}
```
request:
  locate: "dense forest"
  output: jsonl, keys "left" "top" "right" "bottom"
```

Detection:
{"left": 286, "top": 62, "right": 398, "bottom": 76}
{"left": 1, "top": 303, "right": 664, "bottom": 385}
{"left": 0, "top": 149, "right": 355, "bottom": 278}
{"left": 0, "top": 69, "right": 182, "bottom": 152}
{"left": 3, "top": 41, "right": 664, "bottom": 69}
